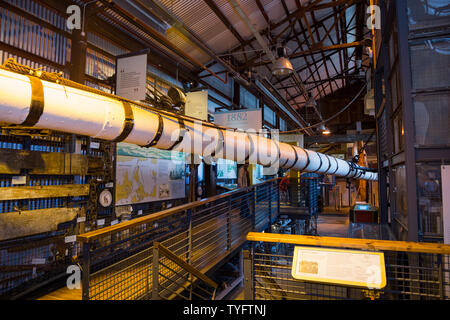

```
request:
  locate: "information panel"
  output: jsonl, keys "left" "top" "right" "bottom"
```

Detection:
{"left": 185, "top": 90, "right": 208, "bottom": 121}
{"left": 116, "top": 51, "right": 148, "bottom": 101}
{"left": 115, "top": 143, "right": 185, "bottom": 205}
{"left": 292, "top": 246, "right": 386, "bottom": 289}
{"left": 214, "top": 109, "right": 262, "bottom": 131}
{"left": 217, "top": 158, "right": 237, "bottom": 179}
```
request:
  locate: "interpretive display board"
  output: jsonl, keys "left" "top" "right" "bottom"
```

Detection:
{"left": 216, "top": 158, "right": 237, "bottom": 180}
{"left": 279, "top": 133, "right": 304, "bottom": 148}
{"left": 291, "top": 246, "right": 386, "bottom": 289}
{"left": 214, "top": 109, "right": 262, "bottom": 131}
{"left": 116, "top": 51, "right": 148, "bottom": 101}
{"left": 185, "top": 90, "right": 208, "bottom": 121}
{"left": 442, "top": 165, "right": 450, "bottom": 244}
{"left": 115, "top": 143, "right": 185, "bottom": 205}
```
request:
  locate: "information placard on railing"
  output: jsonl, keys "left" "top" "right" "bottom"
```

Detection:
{"left": 291, "top": 246, "right": 386, "bottom": 289}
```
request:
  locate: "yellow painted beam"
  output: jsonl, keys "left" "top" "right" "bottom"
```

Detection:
{"left": 0, "top": 184, "right": 89, "bottom": 201}
{"left": 246, "top": 232, "right": 450, "bottom": 255}
{"left": 0, "top": 207, "right": 80, "bottom": 241}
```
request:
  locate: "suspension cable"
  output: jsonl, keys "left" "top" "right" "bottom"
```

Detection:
{"left": 279, "top": 83, "right": 367, "bottom": 134}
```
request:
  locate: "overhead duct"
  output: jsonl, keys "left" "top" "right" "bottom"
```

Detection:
{"left": 0, "top": 67, "right": 377, "bottom": 181}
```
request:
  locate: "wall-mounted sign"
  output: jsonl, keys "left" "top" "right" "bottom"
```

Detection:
{"left": 279, "top": 134, "right": 304, "bottom": 148}
{"left": 115, "top": 143, "right": 185, "bottom": 205}
{"left": 216, "top": 158, "right": 237, "bottom": 180}
{"left": 11, "top": 176, "right": 26, "bottom": 185}
{"left": 442, "top": 165, "right": 450, "bottom": 244}
{"left": 214, "top": 109, "right": 262, "bottom": 131}
{"left": 185, "top": 90, "right": 208, "bottom": 121}
{"left": 331, "top": 154, "right": 346, "bottom": 160}
{"left": 116, "top": 51, "right": 148, "bottom": 101}
{"left": 292, "top": 246, "right": 386, "bottom": 289}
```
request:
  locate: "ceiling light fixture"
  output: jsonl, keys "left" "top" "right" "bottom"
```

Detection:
{"left": 322, "top": 128, "right": 331, "bottom": 135}
{"left": 305, "top": 92, "right": 316, "bottom": 108}
{"left": 318, "top": 124, "right": 331, "bottom": 135}
{"left": 272, "top": 45, "right": 294, "bottom": 76}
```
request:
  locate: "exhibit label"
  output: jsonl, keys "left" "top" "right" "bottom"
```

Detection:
{"left": 116, "top": 51, "right": 148, "bottom": 101}
{"left": 292, "top": 246, "right": 386, "bottom": 289}
{"left": 185, "top": 90, "right": 208, "bottom": 121}
{"left": 214, "top": 109, "right": 262, "bottom": 131}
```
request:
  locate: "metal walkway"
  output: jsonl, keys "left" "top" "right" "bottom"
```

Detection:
{"left": 40, "top": 179, "right": 280, "bottom": 300}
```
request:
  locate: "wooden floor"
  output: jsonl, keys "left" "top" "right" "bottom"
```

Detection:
{"left": 36, "top": 205, "right": 290, "bottom": 301}
{"left": 38, "top": 287, "right": 82, "bottom": 300}
{"left": 37, "top": 211, "right": 251, "bottom": 300}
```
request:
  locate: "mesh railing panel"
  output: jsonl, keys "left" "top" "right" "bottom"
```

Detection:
{"left": 248, "top": 241, "right": 450, "bottom": 300}
{"left": 83, "top": 180, "right": 280, "bottom": 300}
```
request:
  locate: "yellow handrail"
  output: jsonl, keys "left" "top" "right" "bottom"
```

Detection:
{"left": 77, "top": 178, "right": 280, "bottom": 243}
{"left": 247, "top": 232, "right": 450, "bottom": 255}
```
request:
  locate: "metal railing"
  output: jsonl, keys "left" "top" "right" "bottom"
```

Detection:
{"left": 152, "top": 242, "right": 218, "bottom": 300}
{"left": 77, "top": 179, "right": 280, "bottom": 300}
{"left": 280, "top": 176, "right": 321, "bottom": 235}
{"left": 244, "top": 232, "right": 450, "bottom": 300}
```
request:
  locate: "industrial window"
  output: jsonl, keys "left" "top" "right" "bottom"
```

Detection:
{"left": 264, "top": 105, "right": 275, "bottom": 127}
{"left": 279, "top": 118, "right": 287, "bottom": 131}
{"left": 414, "top": 92, "right": 450, "bottom": 146}
{"left": 389, "top": 70, "right": 398, "bottom": 111}
{"left": 410, "top": 37, "right": 450, "bottom": 91}
{"left": 392, "top": 107, "right": 405, "bottom": 154}
{"left": 387, "top": 24, "right": 403, "bottom": 151}
{"left": 378, "top": 108, "right": 389, "bottom": 160}
{"left": 87, "top": 32, "right": 128, "bottom": 57}
{"left": 146, "top": 74, "right": 171, "bottom": 100}
{"left": 407, "top": 0, "right": 450, "bottom": 32}
{"left": 388, "top": 24, "right": 398, "bottom": 70}
{"left": 85, "top": 47, "right": 115, "bottom": 81}
{"left": 393, "top": 165, "right": 408, "bottom": 228}
{"left": 240, "top": 86, "right": 258, "bottom": 109}
{"left": 416, "top": 163, "right": 443, "bottom": 239}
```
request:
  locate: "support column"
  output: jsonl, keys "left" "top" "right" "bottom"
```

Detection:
{"left": 188, "top": 161, "right": 198, "bottom": 202}
{"left": 243, "top": 249, "right": 254, "bottom": 300}
{"left": 396, "top": 0, "right": 419, "bottom": 241}
{"left": 237, "top": 164, "right": 250, "bottom": 188}
{"left": 204, "top": 163, "right": 217, "bottom": 197}
{"left": 69, "top": 29, "right": 87, "bottom": 84}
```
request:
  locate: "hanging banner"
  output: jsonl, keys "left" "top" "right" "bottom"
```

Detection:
{"left": 115, "top": 50, "right": 148, "bottom": 101}
{"left": 442, "top": 165, "right": 450, "bottom": 244}
{"left": 185, "top": 90, "right": 208, "bottom": 121}
{"left": 214, "top": 109, "right": 262, "bottom": 131}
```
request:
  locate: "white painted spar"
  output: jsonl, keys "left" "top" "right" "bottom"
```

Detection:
{"left": 0, "top": 69, "right": 33, "bottom": 124}
{"left": 0, "top": 68, "right": 377, "bottom": 180}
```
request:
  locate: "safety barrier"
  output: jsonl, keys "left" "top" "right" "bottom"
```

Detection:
{"left": 77, "top": 179, "right": 280, "bottom": 300}
{"left": 244, "top": 232, "right": 450, "bottom": 300}
{"left": 152, "top": 242, "right": 218, "bottom": 300}
{"left": 279, "top": 176, "right": 321, "bottom": 235}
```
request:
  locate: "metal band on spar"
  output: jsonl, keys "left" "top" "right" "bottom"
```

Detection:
{"left": 0, "top": 68, "right": 377, "bottom": 181}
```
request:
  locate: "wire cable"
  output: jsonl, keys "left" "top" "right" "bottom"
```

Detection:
{"left": 279, "top": 83, "right": 368, "bottom": 133}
